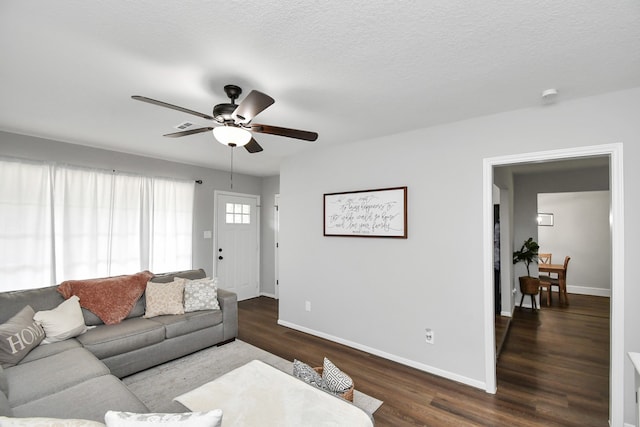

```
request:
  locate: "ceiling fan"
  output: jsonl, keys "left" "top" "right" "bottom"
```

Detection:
{"left": 132, "top": 84, "right": 318, "bottom": 153}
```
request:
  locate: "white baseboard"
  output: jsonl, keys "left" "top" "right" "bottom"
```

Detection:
{"left": 277, "top": 319, "right": 486, "bottom": 391}
{"left": 259, "top": 292, "right": 277, "bottom": 299}
{"left": 566, "top": 285, "right": 611, "bottom": 297}
{"left": 500, "top": 310, "right": 513, "bottom": 317}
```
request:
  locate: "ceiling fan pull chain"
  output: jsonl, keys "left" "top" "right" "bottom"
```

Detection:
{"left": 230, "top": 146, "right": 234, "bottom": 190}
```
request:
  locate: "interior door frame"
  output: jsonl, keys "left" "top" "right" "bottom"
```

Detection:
{"left": 482, "top": 143, "right": 624, "bottom": 425}
{"left": 213, "top": 190, "right": 261, "bottom": 297}
{"left": 274, "top": 193, "right": 280, "bottom": 299}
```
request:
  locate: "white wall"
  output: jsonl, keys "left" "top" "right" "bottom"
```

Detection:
{"left": 538, "top": 191, "right": 611, "bottom": 295}
{"left": 279, "top": 87, "right": 640, "bottom": 424}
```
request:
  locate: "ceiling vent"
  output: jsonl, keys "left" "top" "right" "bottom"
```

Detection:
{"left": 174, "top": 121, "right": 195, "bottom": 130}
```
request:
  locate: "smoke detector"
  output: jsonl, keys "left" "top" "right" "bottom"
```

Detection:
{"left": 541, "top": 88, "right": 558, "bottom": 104}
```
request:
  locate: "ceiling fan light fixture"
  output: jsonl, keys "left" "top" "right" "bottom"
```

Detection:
{"left": 213, "top": 126, "right": 252, "bottom": 147}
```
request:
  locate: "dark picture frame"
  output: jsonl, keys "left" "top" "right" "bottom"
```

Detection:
{"left": 323, "top": 186, "right": 407, "bottom": 238}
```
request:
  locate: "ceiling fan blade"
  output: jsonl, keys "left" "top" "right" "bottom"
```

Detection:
{"left": 250, "top": 124, "right": 318, "bottom": 142}
{"left": 244, "top": 138, "right": 264, "bottom": 153}
{"left": 232, "top": 90, "right": 275, "bottom": 123}
{"left": 132, "top": 95, "right": 214, "bottom": 120}
{"left": 163, "top": 127, "right": 213, "bottom": 138}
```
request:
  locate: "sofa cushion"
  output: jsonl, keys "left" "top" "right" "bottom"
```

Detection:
{"left": 6, "top": 347, "right": 109, "bottom": 407}
{"left": 0, "top": 364, "right": 7, "bottom": 395}
{"left": 20, "top": 339, "right": 81, "bottom": 364}
{"left": 149, "top": 269, "right": 206, "bottom": 283}
{"left": 0, "top": 286, "right": 65, "bottom": 325}
{"left": 76, "top": 318, "right": 165, "bottom": 360}
{"left": 143, "top": 279, "right": 185, "bottom": 318}
{"left": 147, "top": 310, "right": 223, "bottom": 339}
{"left": 34, "top": 295, "right": 87, "bottom": 344}
{"left": 81, "top": 296, "right": 147, "bottom": 327}
{"left": 11, "top": 375, "right": 148, "bottom": 421}
{"left": 0, "top": 306, "right": 46, "bottom": 368}
{"left": 0, "top": 390, "right": 13, "bottom": 416}
{"left": 58, "top": 271, "right": 153, "bottom": 325}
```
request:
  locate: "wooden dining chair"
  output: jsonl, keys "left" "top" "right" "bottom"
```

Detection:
{"left": 538, "top": 253, "right": 552, "bottom": 265}
{"left": 538, "top": 252, "right": 557, "bottom": 277}
{"left": 540, "top": 256, "right": 571, "bottom": 305}
{"left": 537, "top": 253, "right": 553, "bottom": 306}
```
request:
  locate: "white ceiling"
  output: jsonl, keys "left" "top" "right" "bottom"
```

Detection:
{"left": 1, "top": 1, "right": 639, "bottom": 176}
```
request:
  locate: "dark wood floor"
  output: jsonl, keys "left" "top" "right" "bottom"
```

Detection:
{"left": 238, "top": 293, "right": 610, "bottom": 427}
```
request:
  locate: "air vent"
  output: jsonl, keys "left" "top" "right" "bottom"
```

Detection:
{"left": 175, "top": 121, "right": 195, "bottom": 130}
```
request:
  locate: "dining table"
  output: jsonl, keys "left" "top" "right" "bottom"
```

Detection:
{"left": 538, "top": 263, "right": 569, "bottom": 305}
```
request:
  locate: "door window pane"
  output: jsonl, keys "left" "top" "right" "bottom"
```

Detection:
{"left": 225, "top": 203, "right": 251, "bottom": 224}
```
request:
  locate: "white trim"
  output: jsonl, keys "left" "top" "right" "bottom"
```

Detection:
{"left": 259, "top": 292, "right": 277, "bottom": 298}
{"left": 274, "top": 194, "right": 280, "bottom": 300}
{"left": 277, "top": 319, "right": 486, "bottom": 390}
{"left": 213, "top": 190, "right": 261, "bottom": 299}
{"left": 566, "top": 286, "right": 611, "bottom": 298}
{"left": 483, "top": 143, "right": 624, "bottom": 425}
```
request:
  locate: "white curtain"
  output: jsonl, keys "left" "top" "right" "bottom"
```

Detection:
{"left": 0, "top": 157, "right": 194, "bottom": 291}
{"left": 150, "top": 178, "right": 194, "bottom": 273}
{"left": 0, "top": 159, "right": 54, "bottom": 287}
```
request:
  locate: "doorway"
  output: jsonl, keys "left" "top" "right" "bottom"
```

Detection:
{"left": 214, "top": 191, "right": 260, "bottom": 301}
{"left": 482, "top": 143, "right": 624, "bottom": 425}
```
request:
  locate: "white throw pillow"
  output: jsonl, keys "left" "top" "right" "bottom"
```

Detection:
{"left": 322, "top": 357, "right": 354, "bottom": 393}
{"left": 0, "top": 416, "right": 105, "bottom": 426}
{"left": 34, "top": 295, "right": 88, "bottom": 344}
{"left": 104, "top": 410, "right": 222, "bottom": 427}
{"left": 143, "top": 279, "right": 186, "bottom": 318}
{"left": 183, "top": 277, "right": 219, "bottom": 312}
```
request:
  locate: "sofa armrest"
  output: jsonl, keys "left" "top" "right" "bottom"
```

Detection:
{"left": 217, "top": 288, "right": 238, "bottom": 341}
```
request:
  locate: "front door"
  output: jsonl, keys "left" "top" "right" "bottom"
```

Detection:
{"left": 215, "top": 192, "right": 260, "bottom": 301}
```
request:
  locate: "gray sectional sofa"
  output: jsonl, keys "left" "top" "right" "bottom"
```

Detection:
{"left": 0, "top": 269, "right": 238, "bottom": 421}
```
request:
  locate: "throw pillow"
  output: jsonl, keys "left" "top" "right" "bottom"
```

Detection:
{"left": 322, "top": 357, "right": 354, "bottom": 393}
{"left": 34, "top": 295, "right": 88, "bottom": 344}
{"left": 293, "top": 359, "right": 327, "bottom": 390}
{"left": 58, "top": 271, "right": 153, "bottom": 325}
{"left": 183, "top": 277, "right": 220, "bottom": 312}
{"left": 0, "top": 417, "right": 105, "bottom": 426}
{"left": 0, "top": 306, "right": 45, "bottom": 368}
{"left": 143, "top": 278, "right": 186, "bottom": 318}
{"left": 104, "top": 410, "right": 223, "bottom": 427}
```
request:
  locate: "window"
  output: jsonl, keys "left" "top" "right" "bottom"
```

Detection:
{"left": 0, "top": 157, "right": 194, "bottom": 291}
{"left": 225, "top": 202, "right": 251, "bottom": 224}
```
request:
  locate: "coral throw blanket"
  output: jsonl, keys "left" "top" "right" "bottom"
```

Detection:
{"left": 58, "top": 271, "right": 153, "bottom": 325}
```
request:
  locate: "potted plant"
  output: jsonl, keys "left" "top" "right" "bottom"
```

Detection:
{"left": 513, "top": 237, "right": 541, "bottom": 295}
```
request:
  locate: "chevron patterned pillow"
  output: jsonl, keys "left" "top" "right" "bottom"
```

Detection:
{"left": 293, "top": 359, "right": 327, "bottom": 390}
{"left": 322, "top": 357, "right": 353, "bottom": 393}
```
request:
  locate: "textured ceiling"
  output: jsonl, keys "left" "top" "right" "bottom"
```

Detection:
{"left": 1, "top": 1, "right": 639, "bottom": 176}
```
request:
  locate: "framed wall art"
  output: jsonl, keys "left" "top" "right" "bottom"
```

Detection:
{"left": 323, "top": 186, "right": 407, "bottom": 238}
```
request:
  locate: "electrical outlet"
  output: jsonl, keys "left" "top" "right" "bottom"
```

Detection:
{"left": 305, "top": 301, "right": 311, "bottom": 312}
{"left": 425, "top": 328, "right": 434, "bottom": 344}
